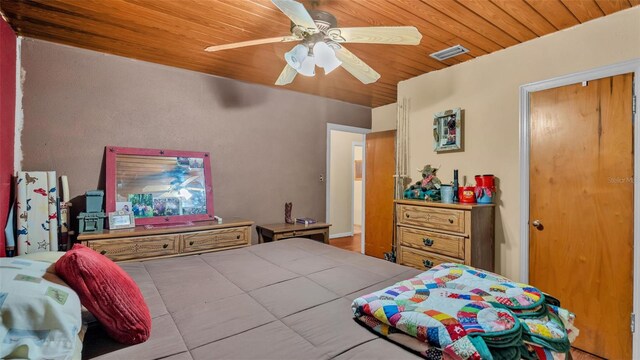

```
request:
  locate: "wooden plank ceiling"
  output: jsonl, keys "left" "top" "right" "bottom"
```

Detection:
{"left": 0, "top": 0, "right": 637, "bottom": 107}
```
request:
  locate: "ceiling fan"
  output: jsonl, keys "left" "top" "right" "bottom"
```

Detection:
{"left": 204, "top": 0, "right": 422, "bottom": 86}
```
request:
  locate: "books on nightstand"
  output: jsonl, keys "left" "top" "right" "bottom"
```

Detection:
{"left": 295, "top": 217, "right": 317, "bottom": 225}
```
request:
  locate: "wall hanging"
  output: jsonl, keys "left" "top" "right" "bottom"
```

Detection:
{"left": 433, "top": 108, "right": 463, "bottom": 152}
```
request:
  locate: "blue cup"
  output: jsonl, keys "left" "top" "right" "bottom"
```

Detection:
{"left": 440, "top": 185, "right": 454, "bottom": 203}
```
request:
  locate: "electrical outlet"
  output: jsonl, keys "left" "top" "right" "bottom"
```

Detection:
{"left": 319, "top": 174, "right": 324, "bottom": 182}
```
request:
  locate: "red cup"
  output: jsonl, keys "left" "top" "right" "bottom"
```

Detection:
{"left": 459, "top": 186, "right": 476, "bottom": 203}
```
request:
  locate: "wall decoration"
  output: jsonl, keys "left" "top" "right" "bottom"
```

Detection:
{"left": 433, "top": 108, "right": 463, "bottom": 153}
{"left": 354, "top": 160, "right": 362, "bottom": 180}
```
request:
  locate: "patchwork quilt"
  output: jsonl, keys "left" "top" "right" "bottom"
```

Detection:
{"left": 352, "top": 263, "right": 578, "bottom": 360}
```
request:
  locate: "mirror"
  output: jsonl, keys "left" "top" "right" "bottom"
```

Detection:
{"left": 105, "top": 146, "right": 214, "bottom": 226}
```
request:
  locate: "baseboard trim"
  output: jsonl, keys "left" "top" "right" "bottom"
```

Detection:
{"left": 330, "top": 232, "right": 353, "bottom": 239}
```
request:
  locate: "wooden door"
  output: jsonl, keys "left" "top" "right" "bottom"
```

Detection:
{"left": 365, "top": 130, "right": 396, "bottom": 259}
{"left": 529, "top": 74, "right": 634, "bottom": 359}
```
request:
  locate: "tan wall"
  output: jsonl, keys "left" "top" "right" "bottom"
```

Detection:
{"left": 18, "top": 39, "right": 371, "bottom": 242}
{"left": 353, "top": 145, "right": 363, "bottom": 226}
{"left": 399, "top": 7, "right": 640, "bottom": 279}
{"left": 329, "top": 130, "right": 363, "bottom": 236}
{"left": 371, "top": 102, "right": 397, "bottom": 131}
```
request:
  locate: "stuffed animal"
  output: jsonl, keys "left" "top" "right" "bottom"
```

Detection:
{"left": 403, "top": 165, "right": 442, "bottom": 201}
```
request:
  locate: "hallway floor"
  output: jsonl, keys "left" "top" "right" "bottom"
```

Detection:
{"left": 329, "top": 225, "right": 361, "bottom": 253}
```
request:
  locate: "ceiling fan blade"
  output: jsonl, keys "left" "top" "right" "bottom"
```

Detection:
{"left": 333, "top": 46, "right": 380, "bottom": 85}
{"left": 327, "top": 26, "right": 422, "bottom": 45}
{"left": 272, "top": 0, "right": 318, "bottom": 33}
{"left": 275, "top": 64, "right": 297, "bottom": 86}
{"left": 205, "top": 35, "right": 300, "bottom": 52}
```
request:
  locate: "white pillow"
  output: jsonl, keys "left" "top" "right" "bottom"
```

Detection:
{"left": 0, "top": 258, "right": 81, "bottom": 360}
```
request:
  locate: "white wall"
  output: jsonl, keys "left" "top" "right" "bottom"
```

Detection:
{"left": 371, "top": 102, "right": 397, "bottom": 131}
{"left": 353, "top": 145, "right": 363, "bottom": 227}
{"left": 399, "top": 7, "right": 640, "bottom": 280}
{"left": 330, "top": 130, "right": 363, "bottom": 236}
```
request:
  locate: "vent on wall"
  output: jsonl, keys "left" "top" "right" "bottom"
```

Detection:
{"left": 430, "top": 45, "right": 469, "bottom": 61}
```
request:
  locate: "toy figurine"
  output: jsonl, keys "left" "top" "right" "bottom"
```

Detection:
{"left": 403, "top": 165, "right": 442, "bottom": 201}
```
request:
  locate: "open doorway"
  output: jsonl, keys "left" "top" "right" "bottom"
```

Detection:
{"left": 326, "top": 124, "right": 369, "bottom": 254}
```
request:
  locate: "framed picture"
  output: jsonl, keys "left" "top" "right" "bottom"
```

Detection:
{"left": 433, "top": 108, "right": 463, "bottom": 153}
{"left": 108, "top": 210, "right": 135, "bottom": 229}
{"left": 354, "top": 160, "right": 362, "bottom": 180}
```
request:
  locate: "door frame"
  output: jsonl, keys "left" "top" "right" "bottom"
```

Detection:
{"left": 519, "top": 58, "right": 640, "bottom": 354}
{"left": 351, "top": 141, "right": 365, "bottom": 254}
{"left": 326, "top": 123, "right": 370, "bottom": 240}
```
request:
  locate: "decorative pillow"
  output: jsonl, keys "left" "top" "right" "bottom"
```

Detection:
{"left": 55, "top": 244, "right": 151, "bottom": 345}
{"left": 0, "top": 258, "right": 82, "bottom": 359}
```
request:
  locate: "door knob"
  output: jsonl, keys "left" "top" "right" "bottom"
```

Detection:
{"left": 532, "top": 220, "right": 543, "bottom": 230}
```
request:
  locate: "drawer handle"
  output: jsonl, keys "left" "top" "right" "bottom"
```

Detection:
{"left": 236, "top": 235, "right": 240, "bottom": 239}
{"left": 189, "top": 241, "right": 194, "bottom": 246}
{"left": 100, "top": 250, "right": 107, "bottom": 255}
{"left": 422, "top": 238, "right": 434, "bottom": 246}
{"left": 448, "top": 218, "right": 454, "bottom": 224}
{"left": 162, "top": 243, "right": 168, "bottom": 249}
{"left": 423, "top": 259, "right": 434, "bottom": 268}
{"left": 405, "top": 214, "right": 410, "bottom": 218}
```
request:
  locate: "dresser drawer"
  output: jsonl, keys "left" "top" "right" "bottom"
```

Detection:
{"left": 399, "top": 246, "right": 462, "bottom": 271}
{"left": 274, "top": 228, "right": 326, "bottom": 240}
{"left": 397, "top": 204, "right": 465, "bottom": 234}
{"left": 86, "top": 234, "right": 178, "bottom": 261}
{"left": 182, "top": 226, "right": 249, "bottom": 253}
{"left": 398, "top": 226, "right": 465, "bottom": 259}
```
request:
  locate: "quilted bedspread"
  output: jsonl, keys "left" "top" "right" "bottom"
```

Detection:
{"left": 351, "top": 263, "right": 578, "bottom": 360}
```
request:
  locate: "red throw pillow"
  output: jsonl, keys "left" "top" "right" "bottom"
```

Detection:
{"left": 55, "top": 244, "right": 151, "bottom": 344}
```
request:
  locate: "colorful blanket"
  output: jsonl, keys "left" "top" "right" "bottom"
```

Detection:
{"left": 351, "top": 263, "right": 578, "bottom": 360}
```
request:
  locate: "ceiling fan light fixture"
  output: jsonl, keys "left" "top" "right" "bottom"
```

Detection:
{"left": 313, "top": 42, "right": 342, "bottom": 75}
{"left": 298, "top": 55, "right": 316, "bottom": 76}
{"left": 284, "top": 44, "right": 308, "bottom": 69}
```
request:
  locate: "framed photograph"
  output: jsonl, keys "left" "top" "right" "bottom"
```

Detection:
{"left": 108, "top": 210, "right": 135, "bottom": 229}
{"left": 433, "top": 108, "right": 463, "bottom": 153}
{"left": 354, "top": 160, "right": 362, "bottom": 180}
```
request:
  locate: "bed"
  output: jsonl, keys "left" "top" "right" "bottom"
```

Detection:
{"left": 82, "top": 238, "right": 425, "bottom": 359}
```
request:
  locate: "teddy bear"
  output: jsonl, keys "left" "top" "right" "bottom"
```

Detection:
{"left": 403, "top": 165, "right": 442, "bottom": 201}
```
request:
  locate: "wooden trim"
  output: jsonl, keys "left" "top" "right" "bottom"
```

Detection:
{"left": 330, "top": 232, "right": 353, "bottom": 239}
{"left": 519, "top": 58, "right": 640, "bottom": 357}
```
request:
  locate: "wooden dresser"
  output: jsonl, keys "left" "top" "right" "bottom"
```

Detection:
{"left": 77, "top": 218, "right": 253, "bottom": 262}
{"left": 395, "top": 200, "right": 494, "bottom": 271}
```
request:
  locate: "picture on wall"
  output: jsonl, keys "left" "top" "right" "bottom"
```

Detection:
{"left": 433, "top": 108, "right": 463, "bottom": 153}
